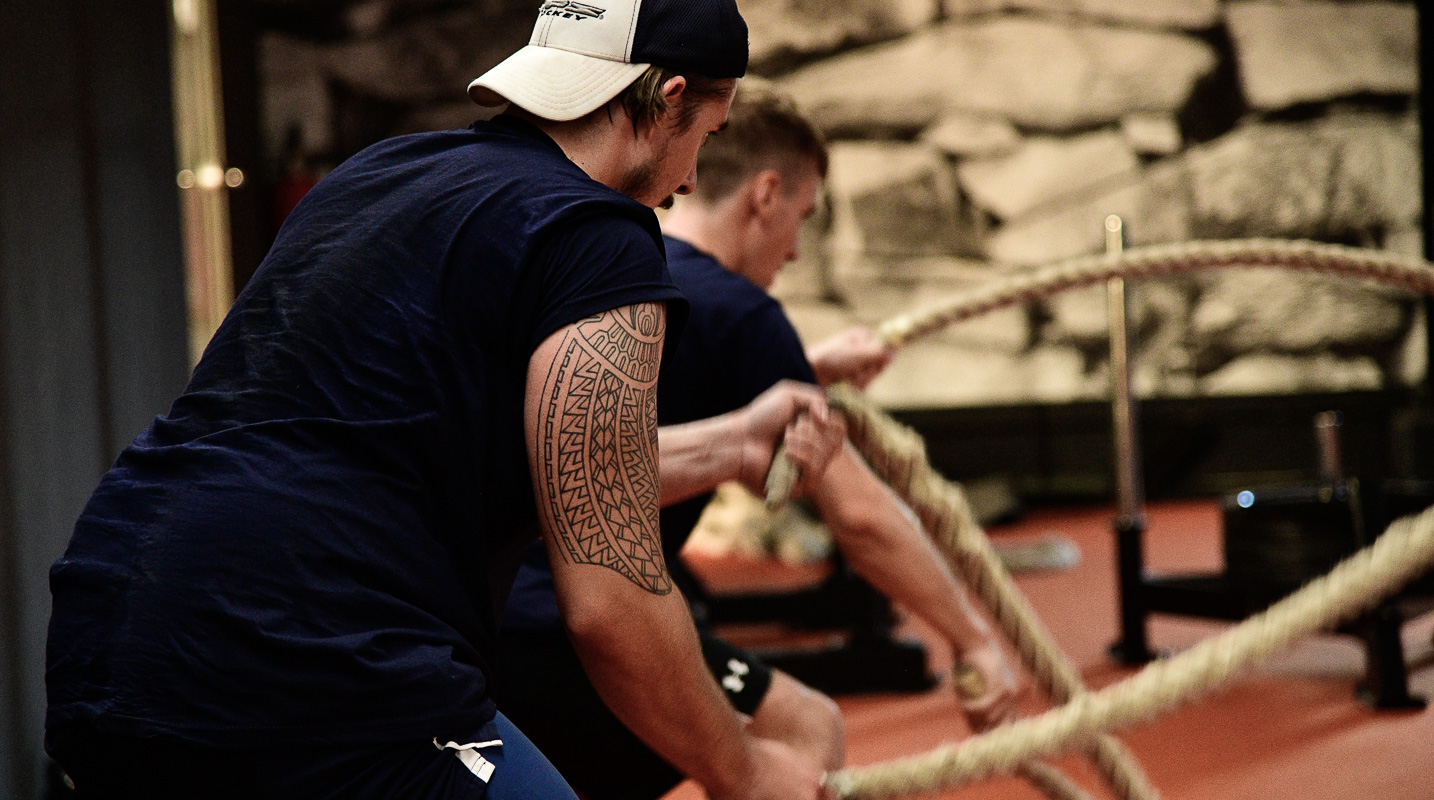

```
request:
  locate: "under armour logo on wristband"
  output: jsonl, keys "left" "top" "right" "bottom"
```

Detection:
{"left": 722, "top": 658, "right": 750, "bottom": 693}
{"left": 538, "top": 0, "right": 606, "bottom": 20}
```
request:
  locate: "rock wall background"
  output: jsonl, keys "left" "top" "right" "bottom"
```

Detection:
{"left": 255, "top": 0, "right": 1423, "bottom": 409}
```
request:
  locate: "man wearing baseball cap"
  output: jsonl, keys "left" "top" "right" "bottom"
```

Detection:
{"left": 45, "top": 1, "right": 840, "bottom": 798}
{"left": 497, "top": 82, "right": 1024, "bottom": 800}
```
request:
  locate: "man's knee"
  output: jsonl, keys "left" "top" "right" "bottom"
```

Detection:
{"left": 748, "top": 671, "right": 844, "bottom": 770}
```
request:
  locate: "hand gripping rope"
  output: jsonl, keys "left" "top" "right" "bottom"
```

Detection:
{"left": 764, "top": 239, "right": 1434, "bottom": 799}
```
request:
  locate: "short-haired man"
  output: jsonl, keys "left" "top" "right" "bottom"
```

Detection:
{"left": 44, "top": 3, "right": 843, "bottom": 799}
{"left": 496, "top": 83, "right": 1022, "bottom": 800}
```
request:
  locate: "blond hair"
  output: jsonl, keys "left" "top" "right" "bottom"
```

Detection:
{"left": 614, "top": 66, "right": 734, "bottom": 133}
{"left": 691, "top": 81, "right": 828, "bottom": 203}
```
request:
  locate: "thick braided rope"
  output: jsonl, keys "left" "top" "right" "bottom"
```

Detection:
{"left": 831, "top": 385, "right": 1085, "bottom": 697}
{"left": 825, "top": 500, "right": 1434, "bottom": 797}
{"left": 768, "top": 241, "right": 1434, "bottom": 512}
{"left": 877, "top": 239, "right": 1434, "bottom": 348}
{"left": 1014, "top": 761, "right": 1101, "bottom": 800}
{"left": 760, "top": 240, "right": 1434, "bottom": 797}
{"left": 830, "top": 385, "right": 1159, "bottom": 800}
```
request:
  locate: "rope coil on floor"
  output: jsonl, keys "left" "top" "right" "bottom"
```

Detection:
{"left": 761, "top": 239, "right": 1434, "bottom": 799}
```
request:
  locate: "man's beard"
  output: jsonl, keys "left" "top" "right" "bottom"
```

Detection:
{"left": 616, "top": 158, "right": 673, "bottom": 209}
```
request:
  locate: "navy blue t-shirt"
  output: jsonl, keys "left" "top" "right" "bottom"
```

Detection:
{"left": 504, "top": 236, "right": 816, "bottom": 629}
{"left": 46, "top": 117, "right": 685, "bottom": 749}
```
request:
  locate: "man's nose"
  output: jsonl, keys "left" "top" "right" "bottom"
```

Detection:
{"left": 675, "top": 166, "right": 698, "bottom": 195}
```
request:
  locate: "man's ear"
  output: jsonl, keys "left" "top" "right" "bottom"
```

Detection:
{"left": 749, "top": 169, "right": 783, "bottom": 217}
{"left": 661, "top": 76, "right": 688, "bottom": 107}
{"left": 636, "top": 76, "right": 688, "bottom": 141}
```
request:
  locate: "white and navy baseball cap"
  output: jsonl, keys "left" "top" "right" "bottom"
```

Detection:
{"left": 468, "top": 0, "right": 748, "bottom": 121}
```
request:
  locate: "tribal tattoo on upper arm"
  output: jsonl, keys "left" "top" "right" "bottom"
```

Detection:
{"left": 535, "top": 303, "right": 671, "bottom": 594}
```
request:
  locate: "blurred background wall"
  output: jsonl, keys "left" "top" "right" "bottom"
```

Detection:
{"left": 252, "top": 0, "right": 1423, "bottom": 408}
{"left": 245, "top": 0, "right": 1429, "bottom": 498}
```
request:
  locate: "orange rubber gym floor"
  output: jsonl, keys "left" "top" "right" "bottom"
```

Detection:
{"left": 667, "top": 499, "right": 1434, "bottom": 800}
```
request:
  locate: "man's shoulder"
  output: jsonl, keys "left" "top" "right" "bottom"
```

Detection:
{"left": 349, "top": 123, "right": 638, "bottom": 211}
{"left": 662, "top": 241, "right": 801, "bottom": 370}
{"left": 431, "top": 124, "right": 661, "bottom": 251}
{"left": 663, "top": 237, "right": 777, "bottom": 312}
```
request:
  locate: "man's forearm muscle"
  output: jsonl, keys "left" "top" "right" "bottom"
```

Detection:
{"left": 536, "top": 306, "right": 670, "bottom": 594}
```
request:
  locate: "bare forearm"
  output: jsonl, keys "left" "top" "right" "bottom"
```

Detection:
{"left": 658, "top": 413, "right": 746, "bottom": 506}
{"left": 814, "top": 451, "right": 1024, "bottom": 728}
{"left": 813, "top": 448, "right": 994, "bottom": 653}
{"left": 560, "top": 580, "right": 754, "bottom": 795}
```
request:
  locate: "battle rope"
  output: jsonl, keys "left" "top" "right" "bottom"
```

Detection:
{"left": 830, "top": 384, "right": 1159, "bottom": 800}
{"left": 760, "top": 239, "right": 1434, "bottom": 798}
{"left": 827, "top": 477, "right": 1434, "bottom": 795}
{"left": 874, "top": 238, "right": 1434, "bottom": 349}
{"left": 769, "top": 239, "right": 1434, "bottom": 512}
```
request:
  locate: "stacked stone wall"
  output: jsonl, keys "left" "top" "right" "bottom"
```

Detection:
{"left": 255, "top": 0, "right": 1422, "bottom": 408}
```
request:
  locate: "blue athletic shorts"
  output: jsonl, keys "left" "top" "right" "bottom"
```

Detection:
{"left": 486, "top": 713, "right": 580, "bottom": 800}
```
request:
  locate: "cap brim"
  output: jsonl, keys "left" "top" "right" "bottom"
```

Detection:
{"left": 468, "top": 46, "right": 651, "bottom": 122}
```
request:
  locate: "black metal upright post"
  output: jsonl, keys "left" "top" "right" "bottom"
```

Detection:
{"left": 1418, "top": 10, "right": 1434, "bottom": 395}
{"left": 1105, "top": 215, "right": 1157, "bottom": 664}
{"left": 1422, "top": 7, "right": 1433, "bottom": 401}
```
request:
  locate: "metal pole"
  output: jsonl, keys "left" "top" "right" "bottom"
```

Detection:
{"left": 171, "top": 0, "right": 238, "bottom": 364}
{"left": 1107, "top": 216, "right": 1146, "bottom": 527}
{"left": 1106, "top": 215, "right": 1154, "bottom": 663}
{"left": 1421, "top": 6, "right": 1433, "bottom": 401}
{"left": 1314, "top": 410, "right": 1345, "bottom": 485}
